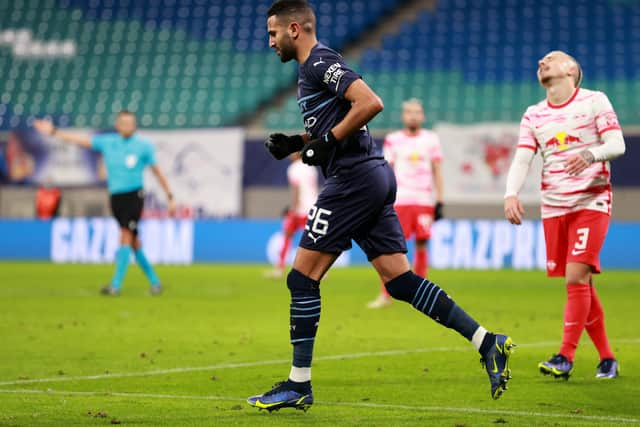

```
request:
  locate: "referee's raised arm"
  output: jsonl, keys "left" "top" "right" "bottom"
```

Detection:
{"left": 33, "top": 119, "right": 92, "bottom": 149}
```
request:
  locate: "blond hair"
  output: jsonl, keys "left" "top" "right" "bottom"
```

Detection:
{"left": 402, "top": 98, "right": 424, "bottom": 110}
{"left": 564, "top": 53, "right": 583, "bottom": 87}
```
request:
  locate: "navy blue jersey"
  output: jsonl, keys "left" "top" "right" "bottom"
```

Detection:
{"left": 297, "top": 43, "right": 383, "bottom": 177}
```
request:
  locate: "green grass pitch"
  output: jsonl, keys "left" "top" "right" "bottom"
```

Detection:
{"left": 0, "top": 263, "right": 638, "bottom": 426}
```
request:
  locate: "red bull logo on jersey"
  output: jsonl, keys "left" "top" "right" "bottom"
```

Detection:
{"left": 544, "top": 132, "right": 581, "bottom": 151}
{"left": 409, "top": 152, "right": 424, "bottom": 163}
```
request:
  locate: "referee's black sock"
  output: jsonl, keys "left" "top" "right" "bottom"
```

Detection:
{"left": 384, "top": 271, "right": 481, "bottom": 341}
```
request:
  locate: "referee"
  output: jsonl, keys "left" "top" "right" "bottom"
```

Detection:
{"left": 34, "top": 111, "right": 175, "bottom": 295}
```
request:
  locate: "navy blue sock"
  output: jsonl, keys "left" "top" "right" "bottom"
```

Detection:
{"left": 287, "top": 269, "right": 321, "bottom": 369}
{"left": 285, "top": 379, "right": 312, "bottom": 394}
{"left": 479, "top": 332, "right": 497, "bottom": 356}
{"left": 385, "top": 271, "right": 480, "bottom": 340}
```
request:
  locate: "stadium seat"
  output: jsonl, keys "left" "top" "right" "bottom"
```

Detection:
{"left": 264, "top": 0, "right": 639, "bottom": 129}
{"left": 0, "top": 0, "right": 401, "bottom": 129}
{"left": 2, "top": 0, "right": 637, "bottom": 130}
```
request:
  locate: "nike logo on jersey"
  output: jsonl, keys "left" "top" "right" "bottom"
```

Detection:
{"left": 571, "top": 249, "right": 587, "bottom": 256}
{"left": 313, "top": 58, "right": 325, "bottom": 67}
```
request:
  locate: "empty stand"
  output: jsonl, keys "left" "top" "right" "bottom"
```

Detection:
{"left": 264, "top": 0, "right": 639, "bottom": 129}
{"left": 0, "top": 0, "right": 400, "bottom": 129}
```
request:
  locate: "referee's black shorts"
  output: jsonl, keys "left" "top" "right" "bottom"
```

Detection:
{"left": 110, "top": 188, "right": 144, "bottom": 235}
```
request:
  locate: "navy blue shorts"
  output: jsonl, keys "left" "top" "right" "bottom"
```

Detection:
{"left": 299, "top": 161, "right": 407, "bottom": 261}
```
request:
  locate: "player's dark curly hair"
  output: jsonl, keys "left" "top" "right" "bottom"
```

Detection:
{"left": 267, "top": 0, "right": 315, "bottom": 33}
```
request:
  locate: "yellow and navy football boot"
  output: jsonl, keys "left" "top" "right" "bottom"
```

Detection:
{"left": 247, "top": 380, "right": 313, "bottom": 412}
{"left": 480, "top": 334, "right": 515, "bottom": 400}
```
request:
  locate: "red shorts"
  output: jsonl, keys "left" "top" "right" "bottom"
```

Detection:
{"left": 394, "top": 205, "right": 435, "bottom": 241}
{"left": 542, "top": 209, "right": 610, "bottom": 277}
{"left": 283, "top": 212, "right": 307, "bottom": 235}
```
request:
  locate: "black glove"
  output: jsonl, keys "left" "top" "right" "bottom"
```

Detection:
{"left": 301, "top": 131, "right": 337, "bottom": 166}
{"left": 434, "top": 202, "right": 444, "bottom": 221}
{"left": 265, "top": 133, "right": 304, "bottom": 160}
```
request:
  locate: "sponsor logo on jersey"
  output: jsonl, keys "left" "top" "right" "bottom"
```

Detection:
{"left": 544, "top": 132, "right": 580, "bottom": 151}
{"left": 304, "top": 116, "right": 317, "bottom": 130}
{"left": 323, "top": 63, "right": 345, "bottom": 86}
{"left": 409, "top": 152, "right": 424, "bottom": 162}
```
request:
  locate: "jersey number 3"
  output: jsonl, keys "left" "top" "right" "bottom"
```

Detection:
{"left": 571, "top": 227, "right": 590, "bottom": 256}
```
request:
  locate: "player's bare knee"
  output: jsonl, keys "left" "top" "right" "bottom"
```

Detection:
{"left": 566, "top": 262, "right": 592, "bottom": 285}
{"left": 372, "top": 253, "right": 411, "bottom": 283}
{"left": 292, "top": 248, "right": 336, "bottom": 281}
{"left": 565, "top": 274, "right": 591, "bottom": 285}
{"left": 120, "top": 229, "right": 134, "bottom": 245}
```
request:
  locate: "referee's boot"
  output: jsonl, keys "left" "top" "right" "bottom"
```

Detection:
{"left": 100, "top": 285, "right": 120, "bottom": 296}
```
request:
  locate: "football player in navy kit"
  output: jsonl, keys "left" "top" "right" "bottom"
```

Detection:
{"left": 247, "top": 0, "right": 515, "bottom": 411}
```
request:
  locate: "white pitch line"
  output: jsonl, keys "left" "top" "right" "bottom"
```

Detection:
{"left": 0, "top": 388, "right": 240, "bottom": 402}
{"left": 1, "top": 338, "right": 638, "bottom": 387}
{"left": 0, "top": 388, "right": 637, "bottom": 424}
{"left": 330, "top": 401, "right": 640, "bottom": 424}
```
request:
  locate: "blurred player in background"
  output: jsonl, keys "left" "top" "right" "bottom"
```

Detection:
{"left": 368, "top": 98, "right": 444, "bottom": 308}
{"left": 266, "top": 152, "right": 319, "bottom": 278}
{"left": 504, "top": 51, "right": 625, "bottom": 379}
{"left": 5, "top": 132, "right": 35, "bottom": 183}
{"left": 247, "top": 0, "right": 514, "bottom": 412}
{"left": 33, "top": 111, "right": 176, "bottom": 295}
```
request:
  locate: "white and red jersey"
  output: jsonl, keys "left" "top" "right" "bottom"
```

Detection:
{"left": 383, "top": 129, "right": 443, "bottom": 206}
{"left": 287, "top": 159, "right": 319, "bottom": 215}
{"left": 518, "top": 88, "right": 621, "bottom": 219}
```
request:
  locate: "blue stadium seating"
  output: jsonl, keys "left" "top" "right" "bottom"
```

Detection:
{"left": 59, "top": 0, "right": 401, "bottom": 51}
{"left": 0, "top": 0, "right": 401, "bottom": 129}
{"left": 265, "top": 0, "right": 639, "bottom": 128}
{"left": 2, "top": 0, "right": 637, "bottom": 130}
{"left": 361, "top": 0, "right": 639, "bottom": 81}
